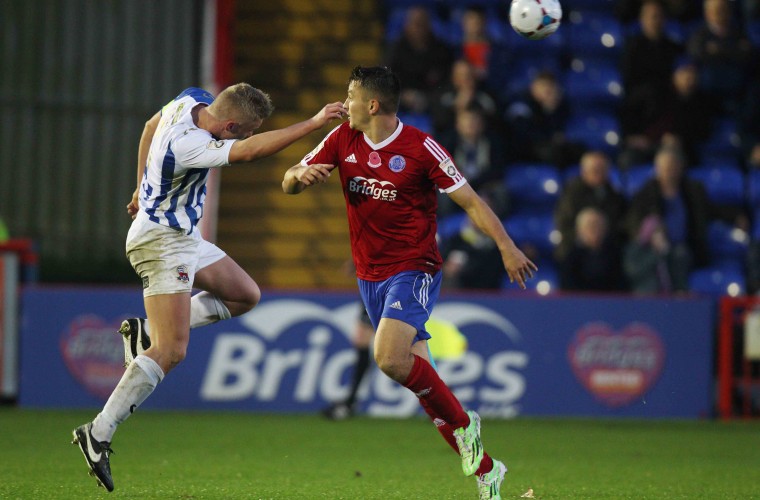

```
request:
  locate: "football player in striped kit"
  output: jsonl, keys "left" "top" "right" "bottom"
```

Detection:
{"left": 72, "top": 84, "right": 346, "bottom": 492}
{"left": 283, "top": 66, "right": 537, "bottom": 500}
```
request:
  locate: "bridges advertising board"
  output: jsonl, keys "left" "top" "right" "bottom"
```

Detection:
{"left": 20, "top": 288, "right": 714, "bottom": 418}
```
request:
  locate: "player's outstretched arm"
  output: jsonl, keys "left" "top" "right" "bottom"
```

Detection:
{"left": 128, "top": 111, "right": 161, "bottom": 219}
{"left": 448, "top": 183, "right": 537, "bottom": 289}
{"left": 282, "top": 163, "right": 335, "bottom": 194}
{"left": 229, "top": 102, "right": 346, "bottom": 164}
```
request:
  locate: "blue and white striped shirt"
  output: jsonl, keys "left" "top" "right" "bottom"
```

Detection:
{"left": 139, "top": 88, "right": 235, "bottom": 234}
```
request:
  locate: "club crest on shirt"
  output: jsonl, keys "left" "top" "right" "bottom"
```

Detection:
{"left": 368, "top": 151, "right": 382, "bottom": 168}
{"left": 440, "top": 158, "right": 459, "bottom": 178}
{"left": 388, "top": 155, "right": 406, "bottom": 173}
{"left": 207, "top": 140, "right": 225, "bottom": 149}
{"left": 176, "top": 265, "right": 190, "bottom": 283}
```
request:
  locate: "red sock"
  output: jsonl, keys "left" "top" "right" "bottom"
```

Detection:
{"left": 403, "top": 355, "right": 469, "bottom": 429}
{"left": 475, "top": 453, "right": 494, "bottom": 477}
{"left": 406, "top": 355, "right": 494, "bottom": 476}
{"left": 418, "top": 397, "right": 459, "bottom": 453}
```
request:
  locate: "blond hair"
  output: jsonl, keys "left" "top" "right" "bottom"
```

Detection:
{"left": 208, "top": 83, "right": 274, "bottom": 124}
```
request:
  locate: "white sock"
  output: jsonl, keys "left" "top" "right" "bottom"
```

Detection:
{"left": 91, "top": 355, "right": 164, "bottom": 442}
{"left": 189, "top": 292, "right": 231, "bottom": 329}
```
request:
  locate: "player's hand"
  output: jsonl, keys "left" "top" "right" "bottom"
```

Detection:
{"left": 296, "top": 163, "right": 335, "bottom": 186}
{"left": 126, "top": 189, "right": 139, "bottom": 219}
{"left": 311, "top": 102, "right": 347, "bottom": 128}
{"left": 502, "top": 244, "right": 538, "bottom": 290}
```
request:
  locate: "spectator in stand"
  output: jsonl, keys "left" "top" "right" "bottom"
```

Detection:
{"left": 455, "top": 5, "right": 513, "bottom": 95}
{"left": 625, "top": 146, "right": 711, "bottom": 272}
{"left": 558, "top": 207, "right": 626, "bottom": 292}
{"left": 687, "top": 0, "right": 754, "bottom": 112}
{"left": 431, "top": 59, "right": 499, "bottom": 138}
{"left": 504, "top": 70, "right": 585, "bottom": 168}
{"left": 554, "top": 151, "right": 627, "bottom": 261}
{"left": 615, "top": 0, "right": 701, "bottom": 24}
{"left": 438, "top": 104, "right": 509, "bottom": 218}
{"left": 385, "top": 6, "right": 454, "bottom": 114}
{"left": 441, "top": 190, "right": 507, "bottom": 290}
{"left": 620, "top": 0, "right": 684, "bottom": 104}
{"left": 618, "top": 58, "right": 715, "bottom": 169}
{"left": 624, "top": 214, "right": 691, "bottom": 293}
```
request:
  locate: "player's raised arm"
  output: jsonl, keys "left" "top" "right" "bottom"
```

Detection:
{"left": 448, "top": 183, "right": 537, "bottom": 289}
{"left": 128, "top": 111, "right": 161, "bottom": 219}
{"left": 228, "top": 102, "right": 346, "bottom": 164}
{"left": 282, "top": 163, "right": 335, "bottom": 194}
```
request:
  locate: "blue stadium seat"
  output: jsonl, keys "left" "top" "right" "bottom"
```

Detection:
{"left": 752, "top": 207, "right": 760, "bottom": 240}
{"left": 624, "top": 19, "right": 688, "bottom": 43}
{"left": 707, "top": 220, "right": 749, "bottom": 263}
{"left": 747, "top": 20, "right": 760, "bottom": 46}
{"left": 383, "top": 7, "right": 451, "bottom": 42}
{"left": 437, "top": 212, "right": 467, "bottom": 241}
{"left": 688, "top": 165, "right": 745, "bottom": 207}
{"left": 747, "top": 171, "right": 760, "bottom": 208}
{"left": 504, "top": 163, "right": 562, "bottom": 211}
{"left": 498, "top": 54, "right": 564, "bottom": 98}
{"left": 624, "top": 164, "right": 654, "bottom": 198}
{"left": 503, "top": 212, "right": 557, "bottom": 255}
{"left": 567, "top": 11, "right": 624, "bottom": 60}
{"left": 564, "top": 112, "right": 620, "bottom": 155}
{"left": 699, "top": 118, "right": 741, "bottom": 163}
{"left": 398, "top": 112, "right": 433, "bottom": 134}
{"left": 688, "top": 264, "right": 746, "bottom": 297}
{"left": 564, "top": 60, "right": 623, "bottom": 111}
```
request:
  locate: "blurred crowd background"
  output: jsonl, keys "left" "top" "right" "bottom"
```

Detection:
{"left": 383, "top": 0, "right": 760, "bottom": 296}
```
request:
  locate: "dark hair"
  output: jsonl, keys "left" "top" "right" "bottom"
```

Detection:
{"left": 348, "top": 66, "right": 401, "bottom": 114}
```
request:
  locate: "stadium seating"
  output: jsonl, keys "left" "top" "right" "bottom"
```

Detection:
{"left": 563, "top": 59, "right": 623, "bottom": 111}
{"left": 504, "top": 163, "right": 562, "bottom": 212}
{"left": 707, "top": 220, "right": 750, "bottom": 264}
{"left": 747, "top": 170, "right": 760, "bottom": 208}
{"left": 688, "top": 264, "right": 746, "bottom": 296}
{"left": 688, "top": 165, "right": 745, "bottom": 207}
{"left": 563, "top": 112, "right": 620, "bottom": 155}
{"left": 502, "top": 212, "right": 557, "bottom": 256}
{"left": 699, "top": 118, "right": 742, "bottom": 164}
{"left": 747, "top": 20, "right": 760, "bottom": 46}
{"left": 397, "top": 112, "right": 433, "bottom": 134}
{"left": 566, "top": 11, "right": 624, "bottom": 61}
{"left": 436, "top": 212, "right": 468, "bottom": 241}
{"left": 624, "top": 164, "right": 654, "bottom": 198}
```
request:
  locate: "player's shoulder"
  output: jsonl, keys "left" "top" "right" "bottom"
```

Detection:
{"left": 398, "top": 123, "right": 449, "bottom": 161}
{"left": 174, "top": 87, "right": 215, "bottom": 105}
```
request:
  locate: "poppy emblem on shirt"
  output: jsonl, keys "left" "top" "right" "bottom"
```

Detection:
{"left": 368, "top": 151, "right": 382, "bottom": 168}
{"left": 388, "top": 155, "right": 406, "bottom": 173}
{"left": 176, "top": 265, "right": 190, "bottom": 283}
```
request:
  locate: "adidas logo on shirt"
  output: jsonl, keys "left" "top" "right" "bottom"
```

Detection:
{"left": 390, "top": 300, "right": 403, "bottom": 310}
{"left": 344, "top": 153, "right": 357, "bottom": 163}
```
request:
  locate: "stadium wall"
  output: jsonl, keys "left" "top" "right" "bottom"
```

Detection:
{"left": 19, "top": 287, "right": 714, "bottom": 418}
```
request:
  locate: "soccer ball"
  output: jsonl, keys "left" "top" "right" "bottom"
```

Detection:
{"left": 509, "top": 0, "right": 562, "bottom": 40}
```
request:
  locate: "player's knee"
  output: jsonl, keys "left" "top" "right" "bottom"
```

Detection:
{"left": 241, "top": 282, "right": 261, "bottom": 312}
{"left": 168, "top": 345, "right": 187, "bottom": 368}
{"left": 374, "top": 352, "right": 407, "bottom": 382}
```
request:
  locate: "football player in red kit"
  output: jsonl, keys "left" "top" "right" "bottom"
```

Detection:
{"left": 282, "top": 66, "right": 536, "bottom": 499}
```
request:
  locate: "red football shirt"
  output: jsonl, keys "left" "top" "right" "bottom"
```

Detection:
{"left": 301, "top": 120, "right": 467, "bottom": 281}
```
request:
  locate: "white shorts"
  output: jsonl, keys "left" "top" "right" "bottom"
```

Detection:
{"left": 126, "top": 212, "right": 226, "bottom": 297}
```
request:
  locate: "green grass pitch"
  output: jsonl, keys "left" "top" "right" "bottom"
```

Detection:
{"left": 1, "top": 408, "right": 758, "bottom": 499}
